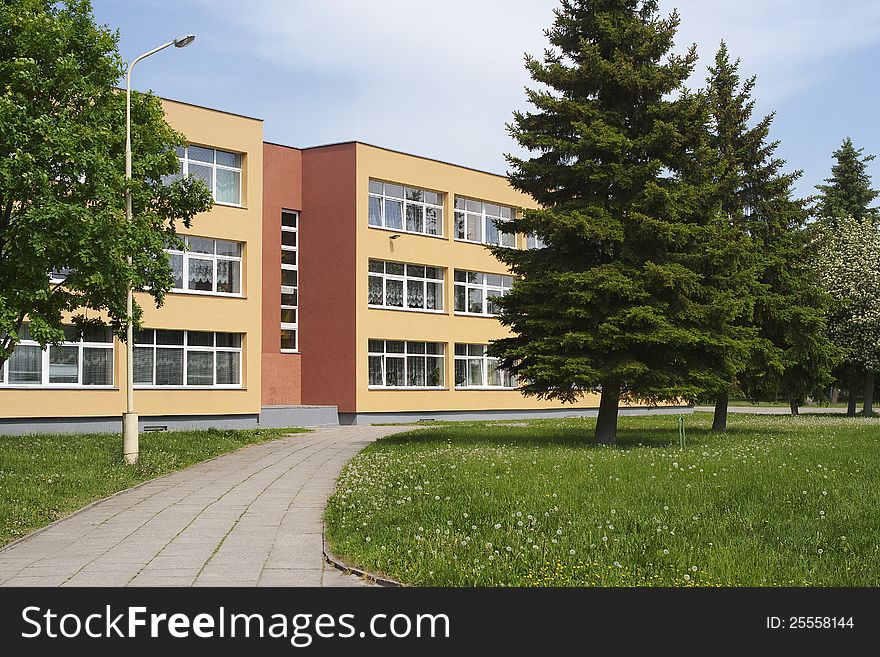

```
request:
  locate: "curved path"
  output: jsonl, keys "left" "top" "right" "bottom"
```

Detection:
{"left": 0, "top": 425, "right": 409, "bottom": 587}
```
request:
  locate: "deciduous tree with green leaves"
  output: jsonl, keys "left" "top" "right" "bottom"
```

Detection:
{"left": 704, "top": 42, "right": 834, "bottom": 428}
{"left": 490, "top": 0, "right": 736, "bottom": 444}
{"left": 815, "top": 216, "right": 880, "bottom": 415}
{"left": 0, "top": 0, "right": 212, "bottom": 368}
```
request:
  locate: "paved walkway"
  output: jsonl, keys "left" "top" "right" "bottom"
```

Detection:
{"left": 0, "top": 425, "right": 409, "bottom": 587}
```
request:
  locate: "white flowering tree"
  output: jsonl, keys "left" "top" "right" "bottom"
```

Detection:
{"left": 815, "top": 216, "right": 880, "bottom": 415}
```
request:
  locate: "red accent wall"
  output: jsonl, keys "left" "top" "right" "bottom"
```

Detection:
{"left": 261, "top": 143, "right": 303, "bottom": 405}
{"left": 300, "top": 144, "right": 358, "bottom": 412}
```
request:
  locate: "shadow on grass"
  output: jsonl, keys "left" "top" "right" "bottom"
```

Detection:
{"left": 374, "top": 417, "right": 767, "bottom": 451}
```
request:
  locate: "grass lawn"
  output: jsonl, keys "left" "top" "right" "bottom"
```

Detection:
{"left": 325, "top": 413, "right": 880, "bottom": 587}
{"left": 0, "top": 426, "right": 305, "bottom": 547}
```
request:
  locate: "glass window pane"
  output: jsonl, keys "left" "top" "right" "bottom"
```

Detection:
{"left": 487, "top": 294, "right": 502, "bottom": 315}
{"left": 454, "top": 344, "right": 467, "bottom": 356}
{"left": 282, "top": 230, "right": 297, "bottom": 247}
{"left": 425, "top": 342, "right": 442, "bottom": 355}
{"left": 485, "top": 217, "right": 499, "bottom": 245}
{"left": 468, "top": 287, "right": 484, "bottom": 314}
{"left": 188, "top": 163, "right": 213, "bottom": 191}
{"left": 425, "top": 207, "right": 441, "bottom": 235}
{"left": 368, "top": 275, "right": 383, "bottom": 305}
{"left": 466, "top": 199, "right": 481, "bottom": 213}
{"left": 385, "top": 262, "right": 404, "bottom": 276}
{"left": 215, "top": 150, "right": 241, "bottom": 168}
{"left": 216, "top": 333, "right": 242, "bottom": 348}
{"left": 406, "top": 341, "right": 426, "bottom": 354}
{"left": 134, "top": 347, "right": 154, "bottom": 384}
{"left": 386, "top": 357, "right": 404, "bottom": 386}
{"left": 155, "top": 348, "right": 184, "bottom": 385}
{"left": 281, "top": 291, "right": 298, "bottom": 307}
{"left": 216, "top": 351, "right": 240, "bottom": 385}
{"left": 426, "top": 356, "right": 443, "bottom": 387}
{"left": 135, "top": 329, "right": 155, "bottom": 345}
{"left": 187, "top": 351, "right": 214, "bottom": 385}
{"left": 501, "top": 230, "right": 516, "bottom": 247}
{"left": 281, "top": 250, "right": 297, "bottom": 266}
{"left": 215, "top": 240, "right": 242, "bottom": 257}
{"left": 82, "top": 347, "right": 112, "bottom": 385}
{"left": 82, "top": 326, "right": 112, "bottom": 343}
{"left": 406, "top": 265, "right": 424, "bottom": 279}
{"left": 386, "top": 340, "right": 405, "bottom": 354}
{"left": 467, "top": 358, "right": 483, "bottom": 386}
{"left": 407, "top": 280, "right": 424, "bottom": 308}
{"left": 217, "top": 259, "right": 241, "bottom": 294}
{"left": 454, "top": 285, "right": 466, "bottom": 312}
{"left": 487, "top": 358, "right": 502, "bottom": 387}
{"left": 384, "top": 183, "right": 404, "bottom": 199}
{"left": 188, "top": 145, "right": 214, "bottom": 163}
{"left": 424, "top": 191, "right": 440, "bottom": 206}
{"left": 426, "top": 281, "right": 441, "bottom": 310}
{"left": 188, "top": 258, "right": 214, "bottom": 291}
{"left": 407, "top": 356, "right": 426, "bottom": 386}
{"left": 281, "top": 211, "right": 297, "bottom": 228}
{"left": 501, "top": 206, "right": 512, "bottom": 219}
{"left": 468, "top": 344, "right": 484, "bottom": 357}
{"left": 62, "top": 325, "right": 81, "bottom": 341}
{"left": 368, "top": 259, "right": 384, "bottom": 273}
{"left": 485, "top": 203, "right": 501, "bottom": 217}
{"left": 216, "top": 168, "right": 241, "bottom": 204}
{"left": 170, "top": 253, "right": 184, "bottom": 289}
{"left": 8, "top": 345, "right": 41, "bottom": 384}
{"left": 455, "top": 359, "right": 467, "bottom": 386}
{"left": 454, "top": 211, "right": 465, "bottom": 239}
{"left": 405, "top": 187, "right": 423, "bottom": 202}
{"left": 369, "top": 180, "right": 383, "bottom": 195}
{"left": 281, "top": 308, "right": 297, "bottom": 324}
{"left": 49, "top": 345, "right": 79, "bottom": 383}
{"left": 385, "top": 199, "right": 403, "bottom": 230}
{"left": 368, "top": 196, "right": 382, "bottom": 226}
{"left": 486, "top": 274, "right": 503, "bottom": 286}
{"left": 187, "top": 236, "right": 214, "bottom": 254}
{"left": 188, "top": 331, "right": 214, "bottom": 347}
{"left": 368, "top": 340, "right": 384, "bottom": 353}
{"left": 454, "top": 197, "right": 466, "bottom": 210}
{"left": 281, "top": 329, "right": 297, "bottom": 350}
{"left": 156, "top": 330, "right": 184, "bottom": 346}
{"left": 368, "top": 355, "right": 383, "bottom": 385}
{"left": 454, "top": 270, "right": 467, "bottom": 282}
{"left": 386, "top": 279, "right": 404, "bottom": 307}
{"left": 425, "top": 267, "right": 441, "bottom": 280}
{"left": 466, "top": 214, "right": 482, "bottom": 242}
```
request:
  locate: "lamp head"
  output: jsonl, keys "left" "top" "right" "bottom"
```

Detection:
{"left": 173, "top": 34, "right": 196, "bottom": 48}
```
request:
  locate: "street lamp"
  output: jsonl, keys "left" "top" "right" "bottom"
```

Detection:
{"left": 123, "top": 34, "right": 196, "bottom": 465}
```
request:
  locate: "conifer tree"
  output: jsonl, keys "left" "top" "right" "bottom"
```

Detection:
{"left": 490, "top": 0, "right": 733, "bottom": 444}
{"left": 816, "top": 138, "right": 879, "bottom": 225}
{"left": 704, "top": 43, "right": 834, "bottom": 428}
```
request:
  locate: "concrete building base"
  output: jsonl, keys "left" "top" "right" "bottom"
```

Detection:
{"left": 338, "top": 405, "right": 692, "bottom": 425}
{"left": 259, "top": 405, "right": 339, "bottom": 427}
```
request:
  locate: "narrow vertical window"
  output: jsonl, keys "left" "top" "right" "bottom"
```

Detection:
{"left": 281, "top": 210, "right": 298, "bottom": 351}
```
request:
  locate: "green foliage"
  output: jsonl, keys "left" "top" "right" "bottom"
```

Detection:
{"left": 490, "top": 0, "right": 736, "bottom": 440}
{"left": 703, "top": 43, "right": 835, "bottom": 406}
{"left": 326, "top": 414, "right": 880, "bottom": 586}
{"left": 815, "top": 138, "right": 879, "bottom": 225}
{"left": 0, "top": 0, "right": 213, "bottom": 365}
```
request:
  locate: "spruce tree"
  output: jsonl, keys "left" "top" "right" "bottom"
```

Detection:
{"left": 490, "top": 0, "right": 731, "bottom": 444}
{"left": 815, "top": 138, "right": 879, "bottom": 225}
{"left": 704, "top": 43, "right": 834, "bottom": 428}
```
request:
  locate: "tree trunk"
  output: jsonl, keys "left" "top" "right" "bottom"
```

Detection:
{"left": 594, "top": 380, "right": 620, "bottom": 445}
{"left": 712, "top": 389, "right": 729, "bottom": 433}
{"left": 847, "top": 393, "right": 858, "bottom": 416}
{"left": 863, "top": 371, "right": 875, "bottom": 416}
{"left": 789, "top": 399, "right": 799, "bottom": 415}
{"left": 830, "top": 386, "right": 839, "bottom": 403}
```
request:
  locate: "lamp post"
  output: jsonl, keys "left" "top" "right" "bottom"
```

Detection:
{"left": 123, "top": 34, "right": 195, "bottom": 465}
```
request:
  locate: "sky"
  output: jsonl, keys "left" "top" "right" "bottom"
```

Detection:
{"left": 91, "top": 0, "right": 880, "bottom": 199}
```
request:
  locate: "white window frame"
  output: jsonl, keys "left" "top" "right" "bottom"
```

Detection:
{"left": 0, "top": 325, "right": 114, "bottom": 388}
{"left": 166, "top": 236, "right": 244, "bottom": 297}
{"left": 367, "top": 340, "right": 445, "bottom": 389}
{"left": 132, "top": 330, "right": 243, "bottom": 389}
{"left": 281, "top": 210, "right": 298, "bottom": 352}
{"left": 454, "top": 343, "right": 517, "bottom": 389}
{"left": 368, "top": 259, "right": 445, "bottom": 314}
{"left": 454, "top": 196, "right": 517, "bottom": 247}
{"left": 453, "top": 270, "right": 513, "bottom": 317}
{"left": 368, "top": 179, "right": 444, "bottom": 238}
{"left": 174, "top": 145, "right": 243, "bottom": 207}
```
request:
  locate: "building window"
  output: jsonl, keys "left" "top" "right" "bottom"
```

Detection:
{"left": 454, "top": 344, "right": 516, "bottom": 389}
{"left": 167, "top": 236, "right": 243, "bottom": 295}
{"left": 525, "top": 233, "right": 546, "bottom": 249}
{"left": 173, "top": 145, "right": 242, "bottom": 206}
{"left": 281, "top": 210, "right": 298, "bottom": 351}
{"left": 133, "top": 330, "right": 242, "bottom": 387}
{"left": 368, "top": 340, "right": 445, "bottom": 388}
{"left": 368, "top": 259, "right": 444, "bottom": 312}
{"left": 368, "top": 180, "right": 444, "bottom": 237}
{"left": 0, "top": 324, "right": 113, "bottom": 387}
{"left": 453, "top": 270, "right": 513, "bottom": 316}
{"left": 454, "top": 197, "right": 516, "bottom": 247}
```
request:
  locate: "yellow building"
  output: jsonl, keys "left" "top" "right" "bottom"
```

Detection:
{"left": 0, "top": 100, "right": 266, "bottom": 433}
